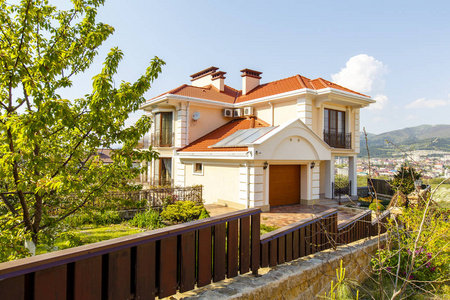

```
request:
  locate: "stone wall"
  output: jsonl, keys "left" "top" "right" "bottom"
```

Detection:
{"left": 174, "top": 237, "right": 384, "bottom": 300}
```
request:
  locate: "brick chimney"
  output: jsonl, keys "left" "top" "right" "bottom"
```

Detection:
{"left": 241, "top": 68, "right": 262, "bottom": 95}
{"left": 190, "top": 67, "right": 226, "bottom": 92}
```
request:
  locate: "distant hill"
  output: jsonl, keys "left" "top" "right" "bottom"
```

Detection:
{"left": 359, "top": 124, "right": 450, "bottom": 157}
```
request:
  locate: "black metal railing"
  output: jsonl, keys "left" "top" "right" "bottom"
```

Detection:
{"left": 323, "top": 130, "right": 351, "bottom": 149}
{"left": 150, "top": 131, "right": 174, "bottom": 147}
{"left": 332, "top": 180, "right": 352, "bottom": 205}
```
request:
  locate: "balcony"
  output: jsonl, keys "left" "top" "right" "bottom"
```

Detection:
{"left": 150, "top": 131, "right": 174, "bottom": 147}
{"left": 323, "top": 130, "right": 351, "bottom": 149}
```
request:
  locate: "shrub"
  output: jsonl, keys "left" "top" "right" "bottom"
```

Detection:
{"left": 65, "top": 210, "right": 122, "bottom": 227}
{"left": 160, "top": 201, "right": 205, "bottom": 224}
{"left": 199, "top": 208, "right": 210, "bottom": 219}
{"left": 372, "top": 208, "right": 450, "bottom": 289}
{"left": 369, "top": 203, "right": 385, "bottom": 211}
{"left": 129, "top": 210, "right": 165, "bottom": 229}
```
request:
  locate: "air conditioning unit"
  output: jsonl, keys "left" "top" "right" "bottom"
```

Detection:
{"left": 243, "top": 107, "right": 254, "bottom": 116}
{"left": 223, "top": 108, "right": 233, "bottom": 117}
{"left": 234, "top": 108, "right": 244, "bottom": 118}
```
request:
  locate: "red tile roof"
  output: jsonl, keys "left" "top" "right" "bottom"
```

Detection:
{"left": 151, "top": 84, "right": 238, "bottom": 104}
{"left": 148, "top": 74, "right": 369, "bottom": 105}
{"left": 178, "top": 118, "right": 270, "bottom": 152}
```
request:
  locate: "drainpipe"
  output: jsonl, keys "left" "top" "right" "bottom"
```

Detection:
{"left": 246, "top": 162, "right": 250, "bottom": 208}
{"left": 185, "top": 102, "right": 190, "bottom": 146}
{"left": 269, "top": 102, "right": 274, "bottom": 126}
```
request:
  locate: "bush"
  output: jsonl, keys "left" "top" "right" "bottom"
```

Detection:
{"left": 199, "top": 208, "right": 210, "bottom": 219}
{"left": 372, "top": 208, "right": 450, "bottom": 290}
{"left": 129, "top": 210, "right": 165, "bottom": 229}
{"left": 65, "top": 210, "right": 122, "bottom": 227}
{"left": 160, "top": 201, "right": 205, "bottom": 224}
{"left": 369, "top": 202, "right": 385, "bottom": 211}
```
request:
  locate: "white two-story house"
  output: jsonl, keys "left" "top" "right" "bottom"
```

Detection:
{"left": 140, "top": 67, "right": 374, "bottom": 211}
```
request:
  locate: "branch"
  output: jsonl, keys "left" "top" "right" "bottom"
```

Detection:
{"left": 6, "top": 127, "right": 32, "bottom": 231}
{"left": 0, "top": 193, "right": 19, "bottom": 216}
{"left": 51, "top": 127, "right": 92, "bottom": 178}
{"left": 40, "top": 175, "right": 112, "bottom": 230}
{"left": 13, "top": 0, "right": 32, "bottom": 69}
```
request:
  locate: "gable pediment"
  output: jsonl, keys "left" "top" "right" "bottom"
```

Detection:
{"left": 250, "top": 119, "right": 331, "bottom": 161}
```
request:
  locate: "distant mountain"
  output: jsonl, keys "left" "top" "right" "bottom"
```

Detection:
{"left": 359, "top": 124, "right": 450, "bottom": 157}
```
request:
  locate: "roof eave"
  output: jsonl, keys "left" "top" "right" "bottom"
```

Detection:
{"left": 176, "top": 151, "right": 252, "bottom": 159}
{"left": 141, "top": 94, "right": 235, "bottom": 111}
{"left": 318, "top": 88, "right": 375, "bottom": 106}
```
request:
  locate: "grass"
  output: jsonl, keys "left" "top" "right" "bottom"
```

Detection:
{"left": 36, "top": 224, "right": 143, "bottom": 255}
{"left": 260, "top": 224, "right": 279, "bottom": 235}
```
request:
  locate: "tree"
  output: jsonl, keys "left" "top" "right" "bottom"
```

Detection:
{"left": 391, "top": 163, "right": 421, "bottom": 196}
{"left": 0, "top": 0, "right": 164, "bottom": 249}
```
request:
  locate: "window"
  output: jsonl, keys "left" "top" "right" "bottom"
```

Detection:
{"left": 193, "top": 163, "right": 203, "bottom": 175}
{"left": 154, "top": 112, "right": 173, "bottom": 147}
{"left": 159, "top": 158, "right": 172, "bottom": 185}
{"left": 324, "top": 109, "right": 350, "bottom": 148}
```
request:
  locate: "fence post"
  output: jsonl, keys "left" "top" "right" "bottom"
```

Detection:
{"left": 251, "top": 212, "right": 261, "bottom": 275}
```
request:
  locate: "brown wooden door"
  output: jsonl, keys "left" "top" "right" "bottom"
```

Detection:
{"left": 269, "top": 165, "right": 301, "bottom": 206}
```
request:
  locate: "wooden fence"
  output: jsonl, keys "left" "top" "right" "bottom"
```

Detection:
{"left": 0, "top": 207, "right": 390, "bottom": 300}
{"left": 368, "top": 178, "right": 394, "bottom": 197}
{"left": 338, "top": 210, "right": 389, "bottom": 244}
{"left": 260, "top": 209, "right": 338, "bottom": 267}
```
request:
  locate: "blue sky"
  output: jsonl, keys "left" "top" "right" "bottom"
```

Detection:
{"left": 67, "top": 0, "right": 450, "bottom": 134}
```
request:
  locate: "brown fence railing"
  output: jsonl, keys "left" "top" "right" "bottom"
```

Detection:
{"left": 338, "top": 210, "right": 389, "bottom": 244}
{"left": 0, "top": 207, "right": 392, "bottom": 299}
{"left": 260, "top": 209, "right": 338, "bottom": 268}
{"left": 0, "top": 208, "right": 260, "bottom": 300}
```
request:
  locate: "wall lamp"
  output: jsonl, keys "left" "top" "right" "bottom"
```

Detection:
{"left": 263, "top": 161, "right": 268, "bottom": 170}
{"left": 310, "top": 162, "right": 315, "bottom": 169}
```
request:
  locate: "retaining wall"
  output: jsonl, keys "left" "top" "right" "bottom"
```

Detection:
{"left": 174, "top": 236, "right": 384, "bottom": 300}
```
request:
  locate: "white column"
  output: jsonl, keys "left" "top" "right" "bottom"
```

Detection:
{"left": 147, "top": 160, "right": 153, "bottom": 183}
{"left": 176, "top": 103, "right": 188, "bottom": 148}
{"left": 312, "top": 162, "right": 320, "bottom": 200}
{"left": 263, "top": 164, "right": 270, "bottom": 211}
{"left": 175, "top": 157, "right": 186, "bottom": 187}
{"left": 296, "top": 98, "right": 313, "bottom": 129}
{"left": 249, "top": 166, "right": 264, "bottom": 208}
{"left": 349, "top": 155, "right": 357, "bottom": 196}
{"left": 324, "top": 155, "right": 335, "bottom": 198}
{"left": 354, "top": 108, "right": 360, "bottom": 153}
{"left": 239, "top": 164, "right": 249, "bottom": 208}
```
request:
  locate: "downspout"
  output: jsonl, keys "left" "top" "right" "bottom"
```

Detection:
{"left": 246, "top": 162, "right": 250, "bottom": 208}
{"left": 185, "top": 102, "right": 190, "bottom": 146}
{"left": 269, "top": 102, "right": 274, "bottom": 126}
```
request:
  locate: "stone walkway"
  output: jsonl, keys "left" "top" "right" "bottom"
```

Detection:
{"left": 204, "top": 204, "right": 356, "bottom": 229}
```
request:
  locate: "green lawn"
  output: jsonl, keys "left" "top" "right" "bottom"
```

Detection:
{"left": 36, "top": 224, "right": 143, "bottom": 255}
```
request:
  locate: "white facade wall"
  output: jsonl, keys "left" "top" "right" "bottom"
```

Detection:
{"left": 185, "top": 163, "right": 240, "bottom": 205}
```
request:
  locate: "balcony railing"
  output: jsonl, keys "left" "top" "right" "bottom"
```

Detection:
{"left": 323, "top": 130, "right": 352, "bottom": 149}
{"left": 150, "top": 131, "right": 174, "bottom": 147}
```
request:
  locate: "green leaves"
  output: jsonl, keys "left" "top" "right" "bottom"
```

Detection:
{"left": 0, "top": 0, "right": 164, "bottom": 253}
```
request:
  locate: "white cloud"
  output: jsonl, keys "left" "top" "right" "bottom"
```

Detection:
{"left": 367, "top": 94, "right": 388, "bottom": 111}
{"left": 406, "top": 114, "right": 418, "bottom": 120}
{"left": 331, "top": 54, "right": 388, "bottom": 94}
{"left": 406, "top": 97, "right": 450, "bottom": 109}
